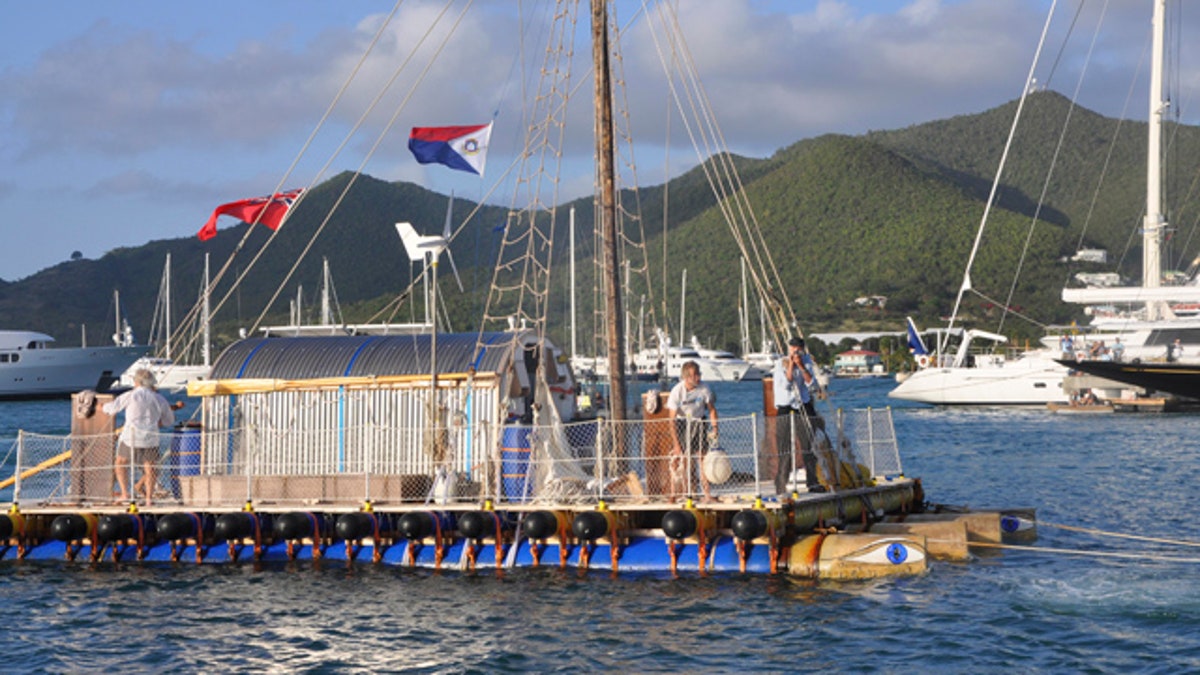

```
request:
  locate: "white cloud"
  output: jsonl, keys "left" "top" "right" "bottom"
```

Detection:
{"left": 3, "top": 0, "right": 1200, "bottom": 280}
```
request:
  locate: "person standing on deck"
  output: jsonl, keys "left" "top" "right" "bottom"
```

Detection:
{"left": 773, "top": 337, "right": 824, "bottom": 495}
{"left": 667, "top": 360, "right": 718, "bottom": 502}
{"left": 1168, "top": 338, "right": 1184, "bottom": 362}
{"left": 103, "top": 368, "right": 176, "bottom": 505}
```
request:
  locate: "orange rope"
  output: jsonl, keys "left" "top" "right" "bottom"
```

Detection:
{"left": 494, "top": 513, "right": 505, "bottom": 567}
{"left": 135, "top": 516, "right": 146, "bottom": 561}
{"left": 372, "top": 515, "right": 383, "bottom": 564}
{"left": 433, "top": 514, "right": 445, "bottom": 569}
{"left": 192, "top": 513, "right": 204, "bottom": 564}
{"left": 466, "top": 541, "right": 478, "bottom": 570}
{"left": 558, "top": 521, "right": 569, "bottom": 569}
{"left": 89, "top": 519, "right": 101, "bottom": 563}
{"left": 253, "top": 514, "right": 263, "bottom": 561}
{"left": 310, "top": 514, "right": 322, "bottom": 561}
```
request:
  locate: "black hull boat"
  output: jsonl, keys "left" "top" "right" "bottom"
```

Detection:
{"left": 1057, "top": 359, "right": 1200, "bottom": 401}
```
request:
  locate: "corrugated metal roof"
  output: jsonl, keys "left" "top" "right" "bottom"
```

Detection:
{"left": 209, "top": 331, "right": 523, "bottom": 380}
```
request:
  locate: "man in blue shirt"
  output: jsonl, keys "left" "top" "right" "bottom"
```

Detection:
{"left": 772, "top": 337, "right": 824, "bottom": 495}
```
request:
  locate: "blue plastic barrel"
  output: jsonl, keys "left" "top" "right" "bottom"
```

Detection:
{"left": 173, "top": 422, "right": 202, "bottom": 476}
{"left": 169, "top": 423, "right": 202, "bottom": 498}
{"left": 501, "top": 426, "right": 534, "bottom": 502}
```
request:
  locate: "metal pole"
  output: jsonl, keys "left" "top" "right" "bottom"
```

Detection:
{"left": 13, "top": 430, "right": 23, "bottom": 505}
{"left": 570, "top": 206, "right": 577, "bottom": 362}
{"left": 864, "top": 408, "right": 874, "bottom": 478}
{"left": 751, "top": 412, "right": 759, "bottom": 494}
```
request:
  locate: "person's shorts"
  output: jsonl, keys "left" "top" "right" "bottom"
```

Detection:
{"left": 118, "top": 443, "right": 160, "bottom": 465}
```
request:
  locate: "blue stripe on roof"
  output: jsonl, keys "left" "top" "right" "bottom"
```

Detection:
{"left": 235, "top": 340, "right": 270, "bottom": 379}
{"left": 344, "top": 336, "right": 380, "bottom": 377}
{"left": 472, "top": 332, "right": 506, "bottom": 370}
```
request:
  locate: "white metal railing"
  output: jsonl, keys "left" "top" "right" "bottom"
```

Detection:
{"left": 4, "top": 409, "right": 902, "bottom": 509}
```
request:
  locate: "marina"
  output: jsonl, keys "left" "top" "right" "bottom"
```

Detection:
{"left": 1, "top": 379, "right": 1198, "bottom": 671}
{"left": 5, "top": 0, "right": 1200, "bottom": 669}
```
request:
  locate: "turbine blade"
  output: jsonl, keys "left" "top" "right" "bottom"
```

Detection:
{"left": 443, "top": 191, "right": 455, "bottom": 239}
{"left": 446, "top": 249, "right": 465, "bottom": 292}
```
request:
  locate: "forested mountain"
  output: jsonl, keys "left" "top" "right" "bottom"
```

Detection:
{"left": 6, "top": 91, "right": 1200, "bottom": 356}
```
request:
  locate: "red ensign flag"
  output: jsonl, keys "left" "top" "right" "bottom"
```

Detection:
{"left": 197, "top": 188, "right": 304, "bottom": 241}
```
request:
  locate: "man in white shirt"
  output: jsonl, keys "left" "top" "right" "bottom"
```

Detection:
{"left": 666, "top": 360, "right": 718, "bottom": 501}
{"left": 772, "top": 337, "right": 824, "bottom": 495}
{"left": 103, "top": 368, "right": 176, "bottom": 505}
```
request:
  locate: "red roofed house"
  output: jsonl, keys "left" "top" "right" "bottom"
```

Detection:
{"left": 833, "top": 347, "right": 885, "bottom": 378}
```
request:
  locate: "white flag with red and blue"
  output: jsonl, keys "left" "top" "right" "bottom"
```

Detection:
{"left": 408, "top": 122, "right": 493, "bottom": 176}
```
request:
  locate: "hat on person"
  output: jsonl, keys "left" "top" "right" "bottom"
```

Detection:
{"left": 788, "top": 337, "right": 805, "bottom": 348}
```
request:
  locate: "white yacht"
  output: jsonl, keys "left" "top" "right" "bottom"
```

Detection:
{"left": 689, "top": 336, "right": 756, "bottom": 381}
{"left": 632, "top": 337, "right": 747, "bottom": 383}
{"left": 888, "top": 328, "right": 1069, "bottom": 405}
{"left": 892, "top": 1, "right": 1200, "bottom": 406}
{"left": 0, "top": 330, "right": 145, "bottom": 399}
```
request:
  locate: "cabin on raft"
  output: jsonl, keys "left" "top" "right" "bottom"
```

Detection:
{"left": 184, "top": 330, "right": 581, "bottom": 506}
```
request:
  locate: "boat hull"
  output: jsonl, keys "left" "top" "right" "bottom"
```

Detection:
{"left": 120, "top": 357, "right": 211, "bottom": 393}
{"left": 1057, "top": 359, "right": 1200, "bottom": 400}
{"left": 0, "top": 345, "right": 146, "bottom": 399}
{"left": 888, "top": 356, "right": 1070, "bottom": 405}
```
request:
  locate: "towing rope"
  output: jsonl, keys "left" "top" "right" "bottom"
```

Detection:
{"left": 964, "top": 541, "right": 1200, "bottom": 564}
{"left": 1038, "top": 521, "right": 1200, "bottom": 548}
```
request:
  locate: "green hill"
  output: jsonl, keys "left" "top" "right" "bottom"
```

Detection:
{"left": 4, "top": 91, "right": 1199, "bottom": 357}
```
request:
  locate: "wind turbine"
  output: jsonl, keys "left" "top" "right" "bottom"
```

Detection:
{"left": 395, "top": 193, "right": 464, "bottom": 464}
{"left": 396, "top": 192, "right": 464, "bottom": 315}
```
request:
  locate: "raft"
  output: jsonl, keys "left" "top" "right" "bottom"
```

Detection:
{"left": 0, "top": 335, "right": 1037, "bottom": 579}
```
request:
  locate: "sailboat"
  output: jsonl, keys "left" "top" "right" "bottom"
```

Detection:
{"left": 890, "top": 0, "right": 1200, "bottom": 406}
{"left": 1053, "top": 0, "right": 1200, "bottom": 399}
{"left": 120, "top": 253, "right": 212, "bottom": 392}
{"left": 628, "top": 269, "right": 748, "bottom": 382}
{"left": 739, "top": 259, "right": 776, "bottom": 380}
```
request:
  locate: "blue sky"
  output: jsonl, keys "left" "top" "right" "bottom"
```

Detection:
{"left": 1, "top": 0, "right": 1196, "bottom": 282}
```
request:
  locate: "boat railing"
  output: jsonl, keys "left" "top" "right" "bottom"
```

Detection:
{"left": 4, "top": 409, "right": 904, "bottom": 509}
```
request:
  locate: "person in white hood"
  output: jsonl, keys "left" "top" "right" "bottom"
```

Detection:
{"left": 103, "top": 368, "right": 176, "bottom": 505}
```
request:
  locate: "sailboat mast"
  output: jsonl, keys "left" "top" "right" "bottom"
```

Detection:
{"left": 321, "top": 257, "right": 332, "bottom": 326}
{"left": 202, "top": 253, "right": 211, "bottom": 368}
{"left": 569, "top": 206, "right": 577, "bottom": 362}
{"left": 164, "top": 253, "right": 172, "bottom": 360}
{"left": 1145, "top": 0, "right": 1167, "bottom": 320}
{"left": 680, "top": 268, "right": 687, "bottom": 344}
{"left": 594, "top": 0, "right": 626, "bottom": 423}
{"left": 113, "top": 289, "right": 121, "bottom": 346}
{"left": 740, "top": 258, "right": 750, "bottom": 355}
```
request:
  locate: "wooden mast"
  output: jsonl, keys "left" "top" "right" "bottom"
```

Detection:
{"left": 593, "top": 0, "right": 627, "bottom": 424}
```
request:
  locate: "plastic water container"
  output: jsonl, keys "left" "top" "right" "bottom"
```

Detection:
{"left": 173, "top": 422, "right": 202, "bottom": 476}
{"left": 501, "top": 426, "right": 534, "bottom": 502}
{"left": 170, "top": 422, "right": 202, "bottom": 499}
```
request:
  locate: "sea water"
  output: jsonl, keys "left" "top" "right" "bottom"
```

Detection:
{"left": 1, "top": 379, "right": 1199, "bottom": 673}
